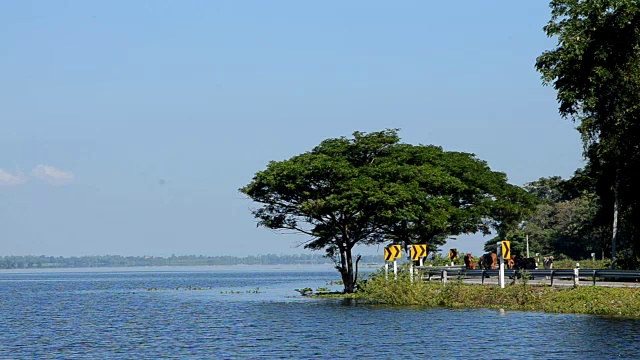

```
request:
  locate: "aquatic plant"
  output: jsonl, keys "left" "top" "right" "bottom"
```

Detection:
{"left": 295, "top": 287, "right": 313, "bottom": 296}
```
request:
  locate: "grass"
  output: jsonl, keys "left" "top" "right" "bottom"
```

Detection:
{"left": 552, "top": 259, "right": 609, "bottom": 269}
{"left": 343, "top": 272, "right": 640, "bottom": 317}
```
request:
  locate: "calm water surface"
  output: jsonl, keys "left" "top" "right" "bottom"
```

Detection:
{"left": 1, "top": 265, "right": 639, "bottom": 359}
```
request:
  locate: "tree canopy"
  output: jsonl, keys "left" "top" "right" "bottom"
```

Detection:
{"left": 486, "top": 173, "right": 607, "bottom": 260}
{"left": 536, "top": 0, "right": 640, "bottom": 267}
{"left": 240, "top": 129, "right": 535, "bottom": 292}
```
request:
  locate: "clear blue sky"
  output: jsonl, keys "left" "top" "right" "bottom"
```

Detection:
{"left": 0, "top": 1, "right": 583, "bottom": 257}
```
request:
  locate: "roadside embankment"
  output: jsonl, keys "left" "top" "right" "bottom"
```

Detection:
{"left": 348, "top": 273, "right": 640, "bottom": 317}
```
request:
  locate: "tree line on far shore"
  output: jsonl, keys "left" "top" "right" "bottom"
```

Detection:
{"left": 0, "top": 254, "right": 385, "bottom": 270}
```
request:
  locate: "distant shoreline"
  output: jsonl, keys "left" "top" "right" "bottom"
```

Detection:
{"left": 0, "top": 263, "right": 384, "bottom": 274}
{"left": 0, "top": 254, "right": 385, "bottom": 270}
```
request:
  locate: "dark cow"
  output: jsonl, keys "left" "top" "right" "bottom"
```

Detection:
{"left": 514, "top": 254, "right": 537, "bottom": 270}
{"left": 478, "top": 253, "right": 497, "bottom": 270}
{"left": 464, "top": 253, "right": 477, "bottom": 270}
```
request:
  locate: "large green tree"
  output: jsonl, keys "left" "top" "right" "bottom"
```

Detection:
{"left": 376, "top": 143, "right": 535, "bottom": 256}
{"left": 240, "top": 130, "right": 534, "bottom": 293}
{"left": 484, "top": 172, "right": 611, "bottom": 260}
{"left": 536, "top": 0, "right": 640, "bottom": 268}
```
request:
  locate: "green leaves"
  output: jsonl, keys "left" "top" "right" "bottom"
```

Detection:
{"left": 537, "top": 0, "right": 640, "bottom": 259}
{"left": 241, "top": 128, "right": 534, "bottom": 253}
{"left": 240, "top": 129, "right": 535, "bottom": 291}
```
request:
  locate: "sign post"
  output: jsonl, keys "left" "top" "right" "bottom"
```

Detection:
{"left": 384, "top": 245, "right": 402, "bottom": 280}
{"left": 409, "top": 261, "right": 414, "bottom": 283}
{"left": 385, "top": 262, "right": 389, "bottom": 281}
{"left": 501, "top": 241, "right": 511, "bottom": 260}
{"left": 447, "top": 248, "right": 458, "bottom": 266}
{"left": 498, "top": 242, "right": 505, "bottom": 288}
{"left": 393, "top": 257, "right": 398, "bottom": 280}
{"left": 498, "top": 241, "right": 510, "bottom": 289}
{"left": 409, "top": 244, "right": 427, "bottom": 283}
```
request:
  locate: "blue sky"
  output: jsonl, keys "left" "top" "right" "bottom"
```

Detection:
{"left": 0, "top": 1, "right": 584, "bottom": 257}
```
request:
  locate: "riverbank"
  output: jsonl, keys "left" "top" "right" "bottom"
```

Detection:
{"left": 346, "top": 274, "right": 640, "bottom": 317}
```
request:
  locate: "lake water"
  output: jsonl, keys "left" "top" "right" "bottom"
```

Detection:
{"left": 1, "top": 265, "right": 639, "bottom": 359}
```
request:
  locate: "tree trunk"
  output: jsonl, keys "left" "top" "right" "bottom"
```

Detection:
{"left": 344, "top": 247, "right": 355, "bottom": 293}
{"left": 335, "top": 243, "right": 356, "bottom": 294}
{"left": 611, "top": 185, "right": 619, "bottom": 270}
{"left": 354, "top": 254, "right": 362, "bottom": 287}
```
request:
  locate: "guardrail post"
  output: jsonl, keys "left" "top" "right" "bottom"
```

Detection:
{"left": 498, "top": 242, "right": 505, "bottom": 288}
{"left": 481, "top": 270, "right": 486, "bottom": 285}
{"left": 385, "top": 263, "right": 389, "bottom": 281}
{"left": 393, "top": 259, "right": 398, "bottom": 280}
{"left": 573, "top": 267, "right": 579, "bottom": 287}
{"left": 410, "top": 264, "right": 414, "bottom": 283}
{"left": 442, "top": 270, "right": 448, "bottom": 284}
{"left": 550, "top": 270, "right": 555, "bottom": 287}
{"left": 593, "top": 270, "right": 597, "bottom": 286}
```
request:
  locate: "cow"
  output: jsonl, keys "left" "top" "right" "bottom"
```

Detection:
{"left": 510, "top": 254, "right": 537, "bottom": 279}
{"left": 507, "top": 257, "right": 515, "bottom": 270}
{"left": 464, "top": 253, "right": 477, "bottom": 270}
{"left": 478, "top": 253, "right": 497, "bottom": 270}
{"left": 514, "top": 254, "right": 537, "bottom": 270}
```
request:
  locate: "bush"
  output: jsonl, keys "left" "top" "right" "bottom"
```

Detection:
{"left": 423, "top": 253, "right": 465, "bottom": 267}
{"left": 552, "top": 259, "right": 609, "bottom": 269}
{"left": 615, "top": 251, "right": 640, "bottom": 270}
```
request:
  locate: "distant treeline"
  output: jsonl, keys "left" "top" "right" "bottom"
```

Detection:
{"left": 0, "top": 254, "right": 385, "bottom": 269}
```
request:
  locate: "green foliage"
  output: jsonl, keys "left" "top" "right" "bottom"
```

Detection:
{"left": 241, "top": 129, "right": 535, "bottom": 293}
{"left": 356, "top": 271, "right": 640, "bottom": 317}
{"left": 485, "top": 174, "right": 609, "bottom": 259}
{"left": 536, "top": 0, "right": 640, "bottom": 261}
{"left": 553, "top": 259, "right": 609, "bottom": 269}
{"left": 614, "top": 251, "right": 640, "bottom": 270}
{"left": 539, "top": 286, "right": 640, "bottom": 317}
{"left": 295, "top": 287, "right": 313, "bottom": 296}
{"left": 422, "top": 253, "right": 466, "bottom": 266}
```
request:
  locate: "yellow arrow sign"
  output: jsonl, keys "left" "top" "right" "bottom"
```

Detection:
{"left": 448, "top": 248, "right": 458, "bottom": 260}
{"left": 384, "top": 245, "right": 402, "bottom": 261}
{"left": 501, "top": 241, "right": 511, "bottom": 259}
{"left": 410, "top": 244, "right": 428, "bottom": 261}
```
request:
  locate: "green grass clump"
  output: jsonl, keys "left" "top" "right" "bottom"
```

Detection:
{"left": 354, "top": 271, "right": 640, "bottom": 317}
{"left": 553, "top": 259, "right": 609, "bottom": 269}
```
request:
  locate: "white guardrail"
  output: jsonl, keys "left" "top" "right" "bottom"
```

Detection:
{"left": 415, "top": 266, "right": 640, "bottom": 287}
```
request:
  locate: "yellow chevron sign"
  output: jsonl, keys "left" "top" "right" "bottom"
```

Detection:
{"left": 384, "top": 245, "right": 402, "bottom": 261}
{"left": 501, "top": 241, "right": 511, "bottom": 259}
{"left": 410, "top": 244, "right": 428, "bottom": 261}
{"left": 447, "top": 248, "right": 458, "bottom": 260}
